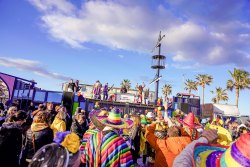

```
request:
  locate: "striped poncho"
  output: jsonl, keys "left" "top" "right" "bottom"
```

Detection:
{"left": 80, "top": 129, "right": 99, "bottom": 163}
{"left": 85, "top": 130, "right": 134, "bottom": 167}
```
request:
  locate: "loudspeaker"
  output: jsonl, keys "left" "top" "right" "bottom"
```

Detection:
{"left": 180, "top": 103, "right": 189, "bottom": 114}
{"left": 62, "top": 92, "right": 74, "bottom": 115}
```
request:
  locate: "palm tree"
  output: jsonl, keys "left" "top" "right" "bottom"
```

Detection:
{"left": 227, "top": 68, "right": 250, "bottom": 107}
{"left": 184, "top": 79, "right": 198, "bottom": 94}
{"left": 196, "top": 74, "right": 213, "bottom": 109}
{"left": 162, "top": 84, "right": 172, "bottom": 100}
{"left": 210, "top": 87, "right": 228, "bottom": 104}
{"left": 120, "top": 79, "right": 131, "bottom": 93}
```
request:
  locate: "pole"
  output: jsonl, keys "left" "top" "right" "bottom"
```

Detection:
{"left": 155, "top": 43, "right": 161, "bottom": 104}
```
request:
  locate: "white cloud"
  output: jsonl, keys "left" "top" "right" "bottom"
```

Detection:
{"left": 28, "top": 0, "right": 250, "bottom": 66}
{"left": 0, "top": 57, "right": 71, "bottom": 81}
{"left": 171, "top": 62, "right": 200, "bottom": 69}
{"left": 117, "top": 55, "right": 124, "bottom": 58}
{"left": 28, "top": 0, "right": 75, "bottom": 14}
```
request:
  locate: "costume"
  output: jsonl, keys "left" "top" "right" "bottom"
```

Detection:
{"left": 83, "top": 108, "right": 134, "bottom": 167}
{"left": 92, "top": 81, "right": 102, "bottom": 99}
{"left": 136, "top": 83, "right": 145, "bottom": 103}
{"left": 80, "top": 129, "right": 99, "bottom": 164}
{"left": 146, "top": 124, "right": 191, "bottom": 167}
{"left": 102, "top": 83, "right": 109, "bottom": 100}
{"left": 193, "top": 133, "right": 250, "bottom": 167}
{"left": 144, "top": 88, "right": 150, "bottom": 104}
{"left": 50, "top": 117, "right": 66, "bottom": 138}
{"left": 178, "top": 112, "right": 201, "bottom": 141}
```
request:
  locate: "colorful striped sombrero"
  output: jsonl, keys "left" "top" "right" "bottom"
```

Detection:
{"left": 99, "top": 107, "right": 133, "bottom": 129}
{"left": 193, "top": 133, "right": 250, "bottom": 167}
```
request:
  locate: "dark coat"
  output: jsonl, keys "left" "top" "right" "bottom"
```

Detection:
{"left": 0, "top": 123, "right": 23, "bottom": 167}
{"left": 70, "top": 119, "right": 88, "bottom": 139}
{"left": 20, "top": 125, "right": 53, "bottom": 163}
{"left": 47, "top": 110, "right": 57, "bottom": 126}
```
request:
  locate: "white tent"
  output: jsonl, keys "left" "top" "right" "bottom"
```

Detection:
{"left": 213, "top": 104, "right": 240, "bottom": 116}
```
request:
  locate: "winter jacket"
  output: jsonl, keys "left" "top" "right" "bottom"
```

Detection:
{"left": 0, "top": 123, "right": 23, "bottom": 167}
{"left": 20, "top": 123, "right": 53, "bottom": 162}
{"left": 146, "top": 124, "right": 191, "bottom": 167}
{"left": 70, "top": 119, "right": 88, "bottom": 139}
{"left": 50, "top": 117, "right": 66, "bottom": 137}
{"left": 46, "top": 110, "right": 57, "bottom": 126}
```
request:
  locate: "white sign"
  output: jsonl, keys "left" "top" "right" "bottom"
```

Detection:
{"left": 119, "top": 93, "right": 135, "bottom": 103}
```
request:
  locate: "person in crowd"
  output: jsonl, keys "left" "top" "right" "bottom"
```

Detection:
{"left": 211, "top": 115, "right": 224, "bottom": 127}
{"left": 15, "top": 110, "right": 31, "bottom": 135}
{"left": 0, "top": 102, "right": 5, "bottom": 112}
{"left": 70, "top": 113, "right": 88, "bottom": 139}
{"left": 32, "top": 104, "right": 45, "bottom": 117}
{"left": 83, "top": 108, "right": 134, "bottom": 166}
{"left": 146, "top": 119, "right": 192, "bottom": 167}
{"left": 50, "top": 110, "right": 67, "bottom": 138}
{"left": 80, "top": 109, "right": 108, "bottom": 165}
{"left": 0, "top": 102, "right": 5, "bottom": 124}
{"left": 236, "top": 124, "right": 249, "bottom": 139}
{"left": 12, "top": 99, "right": 20, "bottom": 110}
{"left": 5, "top": 106, "right": 17, "bottom": 120}
{"left": 68, "top": 79, "right": 76, "bottom": 92}
{"left": 231, "top": 121, "right": 240, "bottom": 140}
{"left": 80, "top": 109, "right": 89, "bottom": 126}
{"left": 58, "top": 105, "right": 71, "bottom": 131}
{"left": 0, "top": 110, "right": 27, "bottom": 166}
{"left": 20, "top": 111, "right": 53, "bottom": 166}
{"left": 73, "top": 107, "right": 82, "bottom": 118}
{"left": 0, "top": 113, "right": 24, "bottom": 167}
{"left": 46, "top": 102, "right": 56, "bottom": 126}
{"left": 178, "top": 112, "right": 200, "bottom": 141}
{"left": 174, "top": 130, "right": 250, "bottom": 167}
{"left": 140, "top": 116, "right": 149, "bottom": 165}
{"left": 129, "top": 113, "right": 141, "bottom": 166}
{"left": 173, "top": 129, "right": 219, "bottom": 166}
{"left": 29, "top": 131, "right": 81, "bottom": 167}
{"left": 28, "top": 102, "right": 36, "bottom": 112}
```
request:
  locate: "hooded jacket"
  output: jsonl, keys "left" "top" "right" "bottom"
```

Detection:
{"left": 20, "top": 122, "right": 53, "bottom": 161}
{"left": 50, "top": 117, "right": 66, "bottom": 137}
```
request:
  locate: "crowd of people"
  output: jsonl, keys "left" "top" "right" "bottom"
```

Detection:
{"left": 0, "top": 100, "right": 249, "bottom": 167}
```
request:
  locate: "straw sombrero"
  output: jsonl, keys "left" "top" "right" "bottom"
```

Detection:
{"left": 205, "top": 124, "right": 232, "bottom": 146}
{"left": 193, "top": 133, "right": 250, "bottom": 167}
{"left": 178, "top": 112, "right": 201, "bottom": 129}
{"left": 98, "top": 108, "right": 133, "bottom": 129}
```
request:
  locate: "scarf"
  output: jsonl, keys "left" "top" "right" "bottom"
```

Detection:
{"left": 31, "top": 122, "right": 49, "bottom": 132}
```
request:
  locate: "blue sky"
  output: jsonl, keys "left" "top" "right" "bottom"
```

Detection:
{"left": 0, "top": 0, "right": 250, "bottom": 115}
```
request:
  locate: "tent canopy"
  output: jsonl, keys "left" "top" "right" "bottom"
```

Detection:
{"left": 213, "top": 104, "right": 240, "bottom": 116}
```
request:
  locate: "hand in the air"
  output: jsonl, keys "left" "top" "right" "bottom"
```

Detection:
{"left": 200, "top": 129, "right": 218, "bottom": 143}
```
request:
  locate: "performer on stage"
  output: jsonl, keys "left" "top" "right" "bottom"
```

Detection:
{"left": 92, "top": 80, "right": 102, "bottom": 99}
{"left": 136, "top": 82, "right": 145, "bottom": 103}
{"left": 102, "top": 83, "right": 109, "bottom": 100}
